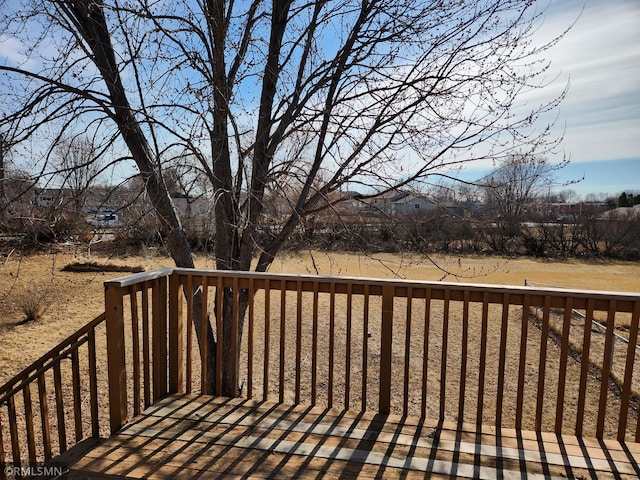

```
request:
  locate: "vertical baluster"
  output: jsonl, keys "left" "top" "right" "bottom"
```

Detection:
{"left": 328, "top": 282, "right": 336, "bottom": 409}
{"left": 130, "top": 287, "right": 141, "bottom": 415}
{"left": 597, "top": 300, "right": 617, "bottom": 438}
{"left": 496, "top": 293, "right": 510, "bottom": 428}
{"left": 555, "top": 296, "right": 573, "bottom": 434}
{"left": 216, "top": 276, "right": 224, "bottom": 397}
{"left": 142, "top": 283, "right": 151, "bottom": 408}
{"left": 232, "top": 277, "right": 240, "bottom": 397}
{"left": 295, "top": 281, "right": 302, "bottom": 404}
{"left": 263, "top": 280, "right": 271, "bottom": 401}
{"left": 37, "top": 375, "right": 52, "bottom": 460}
{"left": 403, "top": 288, "right": 413, "bottom": 417}
{"left": 477, "top": 292, "right": 490, "bottom": 425}
{"left": 345, "top": 283, "right": 353, "bottom": 410}
{"left": 535, "top": 296, "right": 551, "bottom": 432}
{"left": 576, "top": 299, "right": 594, "bottom": 436}
{"left": 618, "top": 301, "right": 640, "bottom": 441}
{"left": 153, "top": 276, "right": 168, "bottom": 400}
{"left": 23, "top": 386, "right": 36, "bottom": 466}
{"left": 279, "top": 280, "right": 286, "bottom": 404}
{"left": 311, "top": 282, "right": 319, "bottom": 406}
{"left": 106, "top": 283, "right": 127, "bottom": 432}
{"left": 151, "top": 278, "right": 163, "bottom": 400}
{"left": 88, "top": 327, "right": 99, "bottom": 438}
{"left": 246, "top": 277, "right": 253, "bottom": 398}
{"left": 515, "top": 294, "right": 530, "bottom": 430}
{"left": 421, "top": 289, "right": 431, "bottom": 418}
{"left": 186, "top": 274, "right": 194, "bottom": 394}
{"left": 458, "top": 290, "right": 470, "bottom": 424}
{"left": 362, "top": 284, "right": 370, "bottom": 412}
{"left": 7, "top": 396, "right": 21, "bottom": 470}
{"left": 379, "top": 286, "right": 394, "bottom": 414}
{"left": 439, "top": 289, "right": 450, "bottom": 420}
{"left": 53, "top": 363, "right": 66, "bottom": 453}
{"left": 71, "top": 347, "right": 82, "bottom": 441}
{"left": 201, "top": 276, "right": 210, "bottom": 394}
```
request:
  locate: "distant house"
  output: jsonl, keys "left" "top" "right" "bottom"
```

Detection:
{"left": 361, "top": 191, "right": 409, "bottom": 214}
{"left": 387, "top": 195, "right": 437, "bottom": 215}
{"left": 33, "top": 187, "right": 73, "bottom": 208}
{"left": 170, "top": 191, "right": 212, "bottom": 220}
{"left": 360, "top": 191, "right": 442, "bottom": 216}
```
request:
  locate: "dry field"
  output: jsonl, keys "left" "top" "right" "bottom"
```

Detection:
{"left": 1, "top": 245, "right": 638, "bottom": 386}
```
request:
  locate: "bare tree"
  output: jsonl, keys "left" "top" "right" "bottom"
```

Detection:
{"left": 0, "top": 133, "right": 7, "bottom": 223}
{"left": 480, "top": 153, "right": 571, "bottom": 253}
{"left": 0, "top": 0, "right": 568, "bottom": 395}
{"left": 483, "top": 154, "right": 567, "bottom": 221}
{"left": 0, "top": 131, "right": 35, "bottom": 227}
{"left": 54, "top": 135, "right": 102, "bottom": 213}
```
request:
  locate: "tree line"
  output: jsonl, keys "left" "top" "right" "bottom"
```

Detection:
{"left": 1, "top": 148, "right": 637, "bottom": 260}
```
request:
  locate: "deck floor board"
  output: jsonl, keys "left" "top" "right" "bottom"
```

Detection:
{"left": 60, "top": 394, "right": 639, "bottom": 479}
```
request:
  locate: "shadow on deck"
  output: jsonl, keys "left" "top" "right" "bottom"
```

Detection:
{"left": 57, "top": 394, "right": 640, "bottom": 479}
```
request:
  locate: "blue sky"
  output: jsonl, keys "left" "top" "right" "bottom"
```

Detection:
{"left": 1, "top": 0, "right": 638, "bottom": 198}
{"left": 532, "top": 0, "right": 639, "bottom": 195}
{"left": 458, "top": 0, "right": 639, "bottom": 197}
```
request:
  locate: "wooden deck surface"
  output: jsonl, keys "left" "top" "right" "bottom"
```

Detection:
{"left": 57, "top": 394, "right": 640, "bottom": 479}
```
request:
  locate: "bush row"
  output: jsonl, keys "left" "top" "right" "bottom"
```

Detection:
{"left": 2, "top": 208, "right": 639, "bottom": 260}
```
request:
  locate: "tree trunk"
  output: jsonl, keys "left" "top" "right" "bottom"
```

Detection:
{"left": 62, "top": 0, "right": 221, "bottom": 394}
{"left": 0, "top": 135, "right": 5, "bottom": 224}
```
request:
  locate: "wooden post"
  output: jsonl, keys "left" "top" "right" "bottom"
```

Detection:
{"left": 168, "top": 272, "right": 183, "bottom": 394}
{"left": 152, "top": 276, "right": 169, "bottom": 401}
{"left": 379, "top": 286, "right": 394, "bottom": 414}
{"left": 105, "top": 285, "right": 128, "bottom": 434}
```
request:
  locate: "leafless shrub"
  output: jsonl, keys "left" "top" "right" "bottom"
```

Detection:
{"left": 17, "top": 285, "right": 53, "bottom": 324}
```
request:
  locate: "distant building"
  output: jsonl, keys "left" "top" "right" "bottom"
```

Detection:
{"left": 360, "top": 191, "right": 409, "bottom": 214}
{"left": 358, "top": 190, "right": 471, "bottom": 217}
{"left": 387, "top": 195, "right": 437, "bottom": 215}
{"left": 33, "top": 187, "right": 73, "bottom": 208}
{"left": 170, "top": 191, "right": 212, "bottom": 220}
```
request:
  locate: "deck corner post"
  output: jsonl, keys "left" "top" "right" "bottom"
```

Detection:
{"left": 379, "top": 285, "right": 394, "bottom": 414}
{"left": 105, "top": 285, "right": 128, "bottom": 434}
{"left": 152, "top": 275, "right": 169, "bottom": 401}
{"left": 168, "top": 272, "right": 184, "bottom": 394}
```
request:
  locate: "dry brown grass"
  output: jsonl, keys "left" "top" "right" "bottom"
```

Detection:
{"left": 1, "top": 247, "right": 638, "bottom": 385}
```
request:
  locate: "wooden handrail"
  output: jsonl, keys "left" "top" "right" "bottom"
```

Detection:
{"left": 104, "top": 267, "right": 174, "bottom": 288}
{"left": 0, "top": 313, "right": 105, "bottom": 399}
{"left": 0, "top": 313, "right": 106, "bottom": 477}
{"left": 170, "top": 268, "right": 639, "bottom": 311}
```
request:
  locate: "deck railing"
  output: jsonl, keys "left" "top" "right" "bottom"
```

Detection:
{"left": 0, "top": 313, "right": 106, "bottom": 479}
{"left": 1, "top": 267, "right": 639, "bottom": 477}
{"left": 106, "top": 268, "right": 640, "bottom": 443}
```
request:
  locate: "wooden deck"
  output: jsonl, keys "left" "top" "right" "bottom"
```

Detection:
{"left": 56, "top": 394, "right": 640, "bottom": 479}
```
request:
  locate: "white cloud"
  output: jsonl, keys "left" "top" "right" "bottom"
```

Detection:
{"left": 0, "top": 35, "right": 38, "bottom": 70}
{"left": 532, "top": 0, "right": 640, "bottom": 163}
